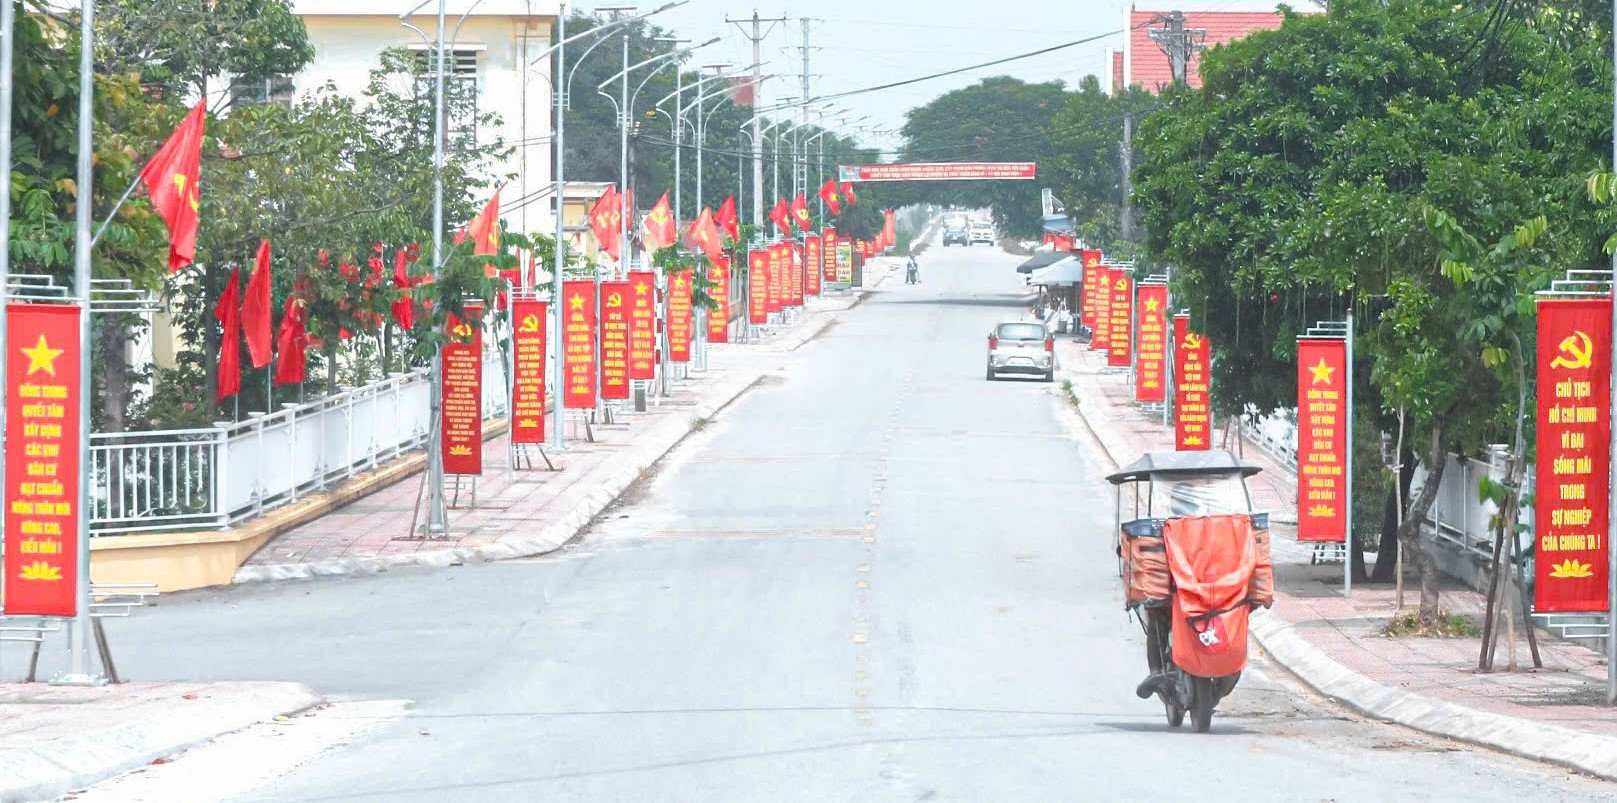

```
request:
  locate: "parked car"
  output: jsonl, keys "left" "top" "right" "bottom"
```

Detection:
{"left": 968, "top": 221, "right": 995, "bottom": 246}
{"left": 986, "top": 321, "right": 1055, "bottom": 381}
{"left": 943, "top": 224, "right": 969, "bottom": 246}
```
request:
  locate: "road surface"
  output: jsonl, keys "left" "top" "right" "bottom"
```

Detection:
{"left": 77, "top": 241, "right": 1614, "bottom": 801}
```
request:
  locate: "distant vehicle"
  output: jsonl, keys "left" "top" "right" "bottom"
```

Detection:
{"left": 968, "top": 221, "right": 996, "bottom": 246}
{"left": 943, "top": 223, "right": 969, "bottom": 247}
{"left": 986, "top": 321, "right": 1055, "bottom": 381}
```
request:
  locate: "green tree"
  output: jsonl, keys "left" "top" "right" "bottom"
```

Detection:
{"left": 1047, "top": 76, "right": 1156, "bottom": 253}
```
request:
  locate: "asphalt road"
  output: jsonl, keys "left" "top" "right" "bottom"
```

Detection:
{"left": 78, "top": 241, "right": 1614, "bottom": 801}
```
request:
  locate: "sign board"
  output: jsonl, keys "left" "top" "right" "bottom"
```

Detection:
{"left": 628, "top": 271, "right": 657, "bottom": 380}
{"left": 838, "top": 162, "right": 1037, "bottom": 182}
{"left": 667, "top": 271, "right": 693, "bottom": 362}
{"left": 599, "top": 281, "right": 630, "bottom": 400}
{"left": 707, "top": 256, "right": 730, "bottom": 343}
{"left": 1107, "top": 273, "right": 1132, "bottom": 368}
{"left": 1296, "top": 338, "right": 1348, "bottom": 542}
{"left": 1135, "top": 285, "right": 1168, "bottom": 403}
{"left": 510, "top": 299, "right": 547, "bottom": 444}
{"left": 748, "top": 250, "right": 769, "bottom": 325}
{"left": 1174, "top": 314, "right": 1211, "bottom": 451}
{"left": 442, "top": 305, "right": 484, "bottom": 475}
{"left": 562, "top": 280, "right": 597, "bottom": 409}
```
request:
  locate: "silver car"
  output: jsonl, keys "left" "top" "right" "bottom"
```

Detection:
{"left": 986, "top": 321, "right": 1055, "bottom": 381}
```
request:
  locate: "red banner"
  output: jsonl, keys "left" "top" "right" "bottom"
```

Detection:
{"left": 788, "top": 243, "right": 804, "bottom": 307}
{"left": 837, "top": 162, "right": 1037, "bottom": 182}
{"left": 3, "top": 304, "right": 82, "bottom": 617}
{"left": 510, "top": 299, "right": 547, "bottom": 444}
{"left": 1297, "top": 338, "right": 1348, "bottom": 542}
{"left": 805, "top": 235, "right": 822, "bottom": 296}
{"left": 600, "top": 281, "right": 630, "bottom": 400}
{"left": 1091, "top": 267, "right": 1113, "bottom": 352}
{"left": 442, "top": 305, "right": 483, "bottom": 475}
{"left": 707, "top": 256, "right": 731, "bottom": 343}
{"left": 562, "top": 280, "right": 597, "bottom": 409}
{"left": 628, "top": 271, "right": 657, "bottom": 380}
{"left": 1534, "top": 297, "right": 1613, "bottom": 612}
{"left": 767, "top": 244, "right": 785, "bottom": 313}
{"left": 748, "top": 250, "right": 769, "bottom": 324}
{"left": 1174, "top": 314, "right": 1211, "bottom": 451}
{"left": 836, "top": 237, "right": 853, "bottom": 284}
{"left": 1079, "top": 250, "right": 1102, "bottom": 329}
{"left": 668, "top": 271, "right": 693, "bottom": 362}
{"left": 821, "top": 229, "right": 837, "bottom": 284}
{"left": 1107, "top": 271, "right": 1132, "bottom": 368}
{"left": 1135, "top": 284, "right": 1168, "bottom": 403}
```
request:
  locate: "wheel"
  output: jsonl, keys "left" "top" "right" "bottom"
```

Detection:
{"left": 985, "top": 363, "right": 996, "bottom": 381}
{"left": 1042, "top": 369, "right": 1054, "bottom": 383}
{"left": 1166, "top": 699, "right": 1186, "bottom": 728}
{"left": 1190, "top": 676, "right": 1216, "bottom": 733}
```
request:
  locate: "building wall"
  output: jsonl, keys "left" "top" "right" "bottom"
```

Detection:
{"left": 1123, "top": 6, "right": 1286, "bottom": 92}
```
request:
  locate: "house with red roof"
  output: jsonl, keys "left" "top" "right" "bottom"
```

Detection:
{"left": 1109, "top": 6, "right": 1287, "bottom": 93}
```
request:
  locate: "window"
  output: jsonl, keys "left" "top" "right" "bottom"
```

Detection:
{"left": 995, "top": 323, "right": 1047, "bottom": 341}
{"left": 229, "top": 75, "right": 294, "bottom": 110}
{"left": 412, "top": 48, "right": 480, "bottom": 144}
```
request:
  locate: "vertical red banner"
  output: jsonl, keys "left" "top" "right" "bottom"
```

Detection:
{"left": 1091, "top": 267, "right": 1113, "bottom": 352}
{"left": 748, "top": 250, "right": 769, "bottom": 324}
{"left": 805, "top": 235, "right": 822, "bottom": 296}
{"left": 767, "top": 244, "right": 785, "bottom": 313}
{"left": 442, "top": 304, "right": 484, "bottom": 475}
{"left": 510, "top": 299, "right": 547, "bottom": 444}
{"left": 788, "top": 243, "right": 804, "bottom": 307}
{"left": 562, "top": 280, "right": 597, "bottom": 409}
{"left": 1535, "top": 297, "right": 1613, "bottom": 612}
{"left": 3, "top": 303, "right": 83, "bottom": 617}
{"left": 1174, "top": 314, "right": 1211, "bottom": 451}
{"left": 668, "top": 271, "right": 693, "bottom": 362}
{"left": 599, "top": 281, "right": 631, "bottom": 400}
{"left": 1107, "top": 272, "right": 1132, "bottom": 368}
{"left": 1296, "top": 338, "right": 1348, "bottom": 542}
{"left": 821, "top": 228, "right": 837, "bottom": 284}
{"left": 1134, "top": 284, "right": 1168, "bottom": 402}
{"left": 1079, "top": 250, "right": 1103, "bottom": 329}
{"left": 707, "top": 256, "right": 731, "bottom": 343}
{"left": 628, "top": 271, "right": 657, "bottom": 380}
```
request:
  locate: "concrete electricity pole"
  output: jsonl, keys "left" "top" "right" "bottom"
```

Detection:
{"left": 727, "top": 11, "right": 787, "bottom": 228}
{"left": 1149, "top": 11, "right": 1205, "bottom": 85}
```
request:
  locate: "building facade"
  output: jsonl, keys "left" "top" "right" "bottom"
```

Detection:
{"left": 1109, "top": 6, "right": 1286, "bottom": 94}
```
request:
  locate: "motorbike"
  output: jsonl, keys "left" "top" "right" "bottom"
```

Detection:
{"left": 1106, "top": 450, "right": 1274, "bottom": 733}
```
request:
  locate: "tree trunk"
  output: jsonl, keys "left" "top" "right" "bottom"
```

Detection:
{"left": 325, "top": 343, "right": 339, "bottom": 396}
{"left": 1371, "top": 451, "right": 1416, "bottom": 582}
{"left": 97, "top": 315, "right": 131, "bottom": 434}
{"left": 1397, "top": 426, "right": 1447, "bottom": 625}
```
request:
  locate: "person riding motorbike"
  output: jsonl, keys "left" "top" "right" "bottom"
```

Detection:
{"left": 905, "top": 254, "right": 920, "bottom": 284}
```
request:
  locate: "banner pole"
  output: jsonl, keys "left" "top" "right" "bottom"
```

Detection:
{"left": 1345, "top": 310, "right": 1355, "bottom": 598}
{"left": 64, "top": 0, "right": 97, "bottom": 683}
{"left": 0, "top": 0, "right": 17, "bottom": 610}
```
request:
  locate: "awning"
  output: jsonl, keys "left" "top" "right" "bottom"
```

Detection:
{"left": 1105, "top": 450, "right": 1263, "bottom": 485}
{"left": 1016, "top": 250, "right": 1070, "bottom": 274}
{"left": 1029, "top": 257, "right": 1085, "bottom": 285}
{"left": 1042, "top": 214, "right": 1075, "bottom": 235}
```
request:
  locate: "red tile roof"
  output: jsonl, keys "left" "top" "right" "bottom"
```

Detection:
{"left": 1126, "top": 9, "right": 1285, "bottom": 92}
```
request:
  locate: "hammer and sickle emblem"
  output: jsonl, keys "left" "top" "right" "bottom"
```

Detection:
{"left": 1183, "top": 333, "right": 1203, "bottom": 350}
{"left": 453, "top": 323, "right": 472, "bottom": 339}
{"left": 519, "top": 314, "right": 540, "bottom": 333}
{"left": 1552, "top": 330, "right": 1594, "bottom": 370}
{"left": 607, "top": 293, "right": 623, "bottom": 308}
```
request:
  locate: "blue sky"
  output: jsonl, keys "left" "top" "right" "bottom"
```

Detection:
{"left": 649, "top": 0, "right": 1296, "bottom": 156}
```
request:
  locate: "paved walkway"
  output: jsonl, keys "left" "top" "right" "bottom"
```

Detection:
{"left": 1059, "top": 338, "right": 1617, "bottom": 741}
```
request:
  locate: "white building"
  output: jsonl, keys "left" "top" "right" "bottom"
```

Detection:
{"left": 289, "top": 1, "right": 560, "bottom": 237}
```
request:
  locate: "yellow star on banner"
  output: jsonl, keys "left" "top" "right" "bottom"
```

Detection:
{"left": 20, "top": 335, "right": 63, "bottom": 377}
{"left": 1144, "top": 297, "right": 1160, "bottom": 313}
{"left": 1309, "top": 358, "right": 1335, "bottom": 386}
{"left": 635, "top": 281, "right": 649, "bottom": 295}
{"left": 569, "top": 294, "right": 586, "bottom": 311}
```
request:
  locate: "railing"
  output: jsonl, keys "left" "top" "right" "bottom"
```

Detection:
{"left": 89, "top": 352, "right": 509, "bottom": 536}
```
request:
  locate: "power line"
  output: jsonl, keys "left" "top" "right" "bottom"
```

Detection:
{"left": 807, "top": 28, "right": 1124, "bottom": 104}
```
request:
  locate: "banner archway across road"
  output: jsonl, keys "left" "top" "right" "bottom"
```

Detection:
{"left": 837, "top": 162, "right": 1037, "bottom": 183}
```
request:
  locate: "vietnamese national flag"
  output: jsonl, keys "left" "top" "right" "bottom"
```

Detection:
{"left": 841, "top": 181, "right": 858, "bottom": 207}
{"left": 138, "top": 101, "right": 206, "bottom": 272}
{"left": 768, "top": 198, "right": 792, "bottom": 234}
{"left": 818, "top": 179, "right": 842, "bottom": 215}
{"left": 683, "top": 207, "right": 725, "bottom": 265}
{"left": 390, "top": 250, "right": 414, "bottom": 329}
{"left": 642, "top": 191, "right": 677, "bottom": 251}
{"left": 273, "top": 294, "right": 309, "bottom": 386}
{"left": 467, "top": 192, "right": 501, "bottom": 256}
{"left": 242, "top": 240, "right": 273, "bottom": 368}
{"left": 791, "top": 194, "right": 813, "bottom": 231}
{"left": 589, "top": 186, "right": 621, "bottom": 261}
{"left": 215, "top": 266, "right": 242, "bottom": 402}
{"left": 715, "top": 195, "right": 740, "bottom": 241}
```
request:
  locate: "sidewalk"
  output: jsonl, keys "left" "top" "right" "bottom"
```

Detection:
{"left": 0, "top": 681, "right": 318, "bottom": 802}
{"left": 1058, "top": 339, "right": 1617, "bottom": 780}
{"left": 235, "top": 288, "right": 869, "bottom": 584}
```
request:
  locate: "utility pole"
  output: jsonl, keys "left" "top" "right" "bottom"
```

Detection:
{"left": 1149, "top": 11, "right": 1205, "bottom": 86}
{"left": 1120, "top": 113, "right": 1134, "bottom": 244}
{"left": 727, "top": 11, "right": 787, "bottom": 228}
{"left": 798, "top": 18, "right": 813, "bottom": 201}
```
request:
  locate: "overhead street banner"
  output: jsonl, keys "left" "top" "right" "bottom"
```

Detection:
{"left": 838, "top": 162, "right": 1037, "bottom": 182}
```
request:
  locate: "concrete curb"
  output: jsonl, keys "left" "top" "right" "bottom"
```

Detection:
{"left": 232, "top": 307, "right": 845, "bottom": 585}
{"left": 0, "top": 682, "right": 320, "bottom": 803}
{"left": 1063, "top": 360, "right": 1617, "bottom": 780}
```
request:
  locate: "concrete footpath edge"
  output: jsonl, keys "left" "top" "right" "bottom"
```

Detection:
{"left": 0, "top": 682, "right": 321, "bottom": 803}
{"left": 231, "top": 302, "right": 848, "bottom": 585}
{"left": 1061, "top": 366, "right": 1617, "bottom": 782}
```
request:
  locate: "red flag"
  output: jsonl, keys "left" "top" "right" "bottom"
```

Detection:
{"left": 881, "top": 209, "right": 897, "bottom": 250}
{"left": 642, "top": 191, "right": 677, "bottom": 251}
{"left": 768, "top": 198, "right": 791, "bottom": 234}
{"left": 841, "top": 181, "right": 858, "bottom": 206}
{"left": 215, "top": 266, "right": 242, "bottom": 402}
{"left": 715, "top": 195, "right": 740, "bottom": 240}
{"left": 242, "top": 240, "right": 273, "bottom": 369}
{"left": 390, "top": 250, "right": 414, "bottom": 329}
{"left": 138, "top": 101, "right": 206, "bottom": 272}
{"left": 589, "top": 186, "right": 621, "bottom": 261}
{"left": 791, "top": 194, "right": 813, "bottom": 230}
{"left": 818, "top": 179, "right": 842, "bottom": 215}
{"left": 467, "top": 193, "right": 501, "bottom": 256}
{"left": 273, "top": 293, "right": 309, "bottom": 386}
{"left": 683, "top": 208, "right": 725, "bottom": 265}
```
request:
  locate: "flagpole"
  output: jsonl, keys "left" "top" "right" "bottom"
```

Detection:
{"left": 89, "top": 173, "right": 143, "bottom": 247}
{"left": 0, "top": 0, "right": 17, "bottom": 604}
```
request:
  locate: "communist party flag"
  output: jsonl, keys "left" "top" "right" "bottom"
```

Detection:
{"left": 242, "top": 240, "right": 273, "bottom": 369}
{"left": 589, "top": 186, "right": 621, "bottom": 261}
{"left": 642, "top": 192, "right": 677, "bottom": 251}
{"left": 791, "top": 194, "right": 813, "bottom": 231}
{"left": 138, "top": 101, "right": 206, "bottom": 272}
{"left": 215, "top": 266, "right": 242, "bottom": 402}
{"left": 273, "top": 293, "right": 308, "bottom": 385}
{"left": 841, "top": 181, "right": 858, "bottom": 206}
{"left": 768, "top": 198, "right": 792, "bottom": 234}
{"left": 716, "top": 195, "right": 740, "bottom": 241}
{"left": 818, "top": 179, "right": 842, "bottom": 215}
{"left": 467, "top": 193, "right": 501, "bottom": 256}
{"left": 390, "top": 250, "right": 414, "bottom": 329}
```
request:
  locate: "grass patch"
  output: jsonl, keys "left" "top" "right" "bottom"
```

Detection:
{"left": 1383, "top": 609, "right": 1481, "bottom": 638}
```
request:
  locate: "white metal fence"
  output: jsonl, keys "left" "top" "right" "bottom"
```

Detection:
{"left": 89, "top": 352, "right": 509, "bottom": 536}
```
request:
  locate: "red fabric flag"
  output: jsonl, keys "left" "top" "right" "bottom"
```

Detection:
{"left": 817, "top": 179, "right": 842, "bottom": 215}
{"left": 683, "top": 208, "right": 726, "bottom": 265}
{"left": 589, "top": 186, "right": 621, "bottom": 261}
{"left": 273, "top": 293, "right": 309, "bottom": 386}
{"left": 390, "top": 250, "right": 414, "bottom": 329}
{"left": 242, "top": 240, "right": 273, "bottom": 369}
{"left": 768, "top": 198, "right": 792, "bottom": 234}
{"left": 882, "top": 209, "right": 897, "bottom": 250}
{"left": 215, "top": 266, "right": 242, "bottom": 402}
{"left": 841, "top": 181, "right": 858, "bottom": 206}
{"left": 467, "top": 193, "right": 501, "bottom": 256}
{"left": 715, "top": 195, "right": 740, "bottom": 240}
{"left": 642, "top": 191, "right": 677, "bottom": 251}
{"left": 138, "top": 101, "right": 206, "bottom": 272}
{"left": 791, "top": 194, "right": 813, "bottom": 230}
